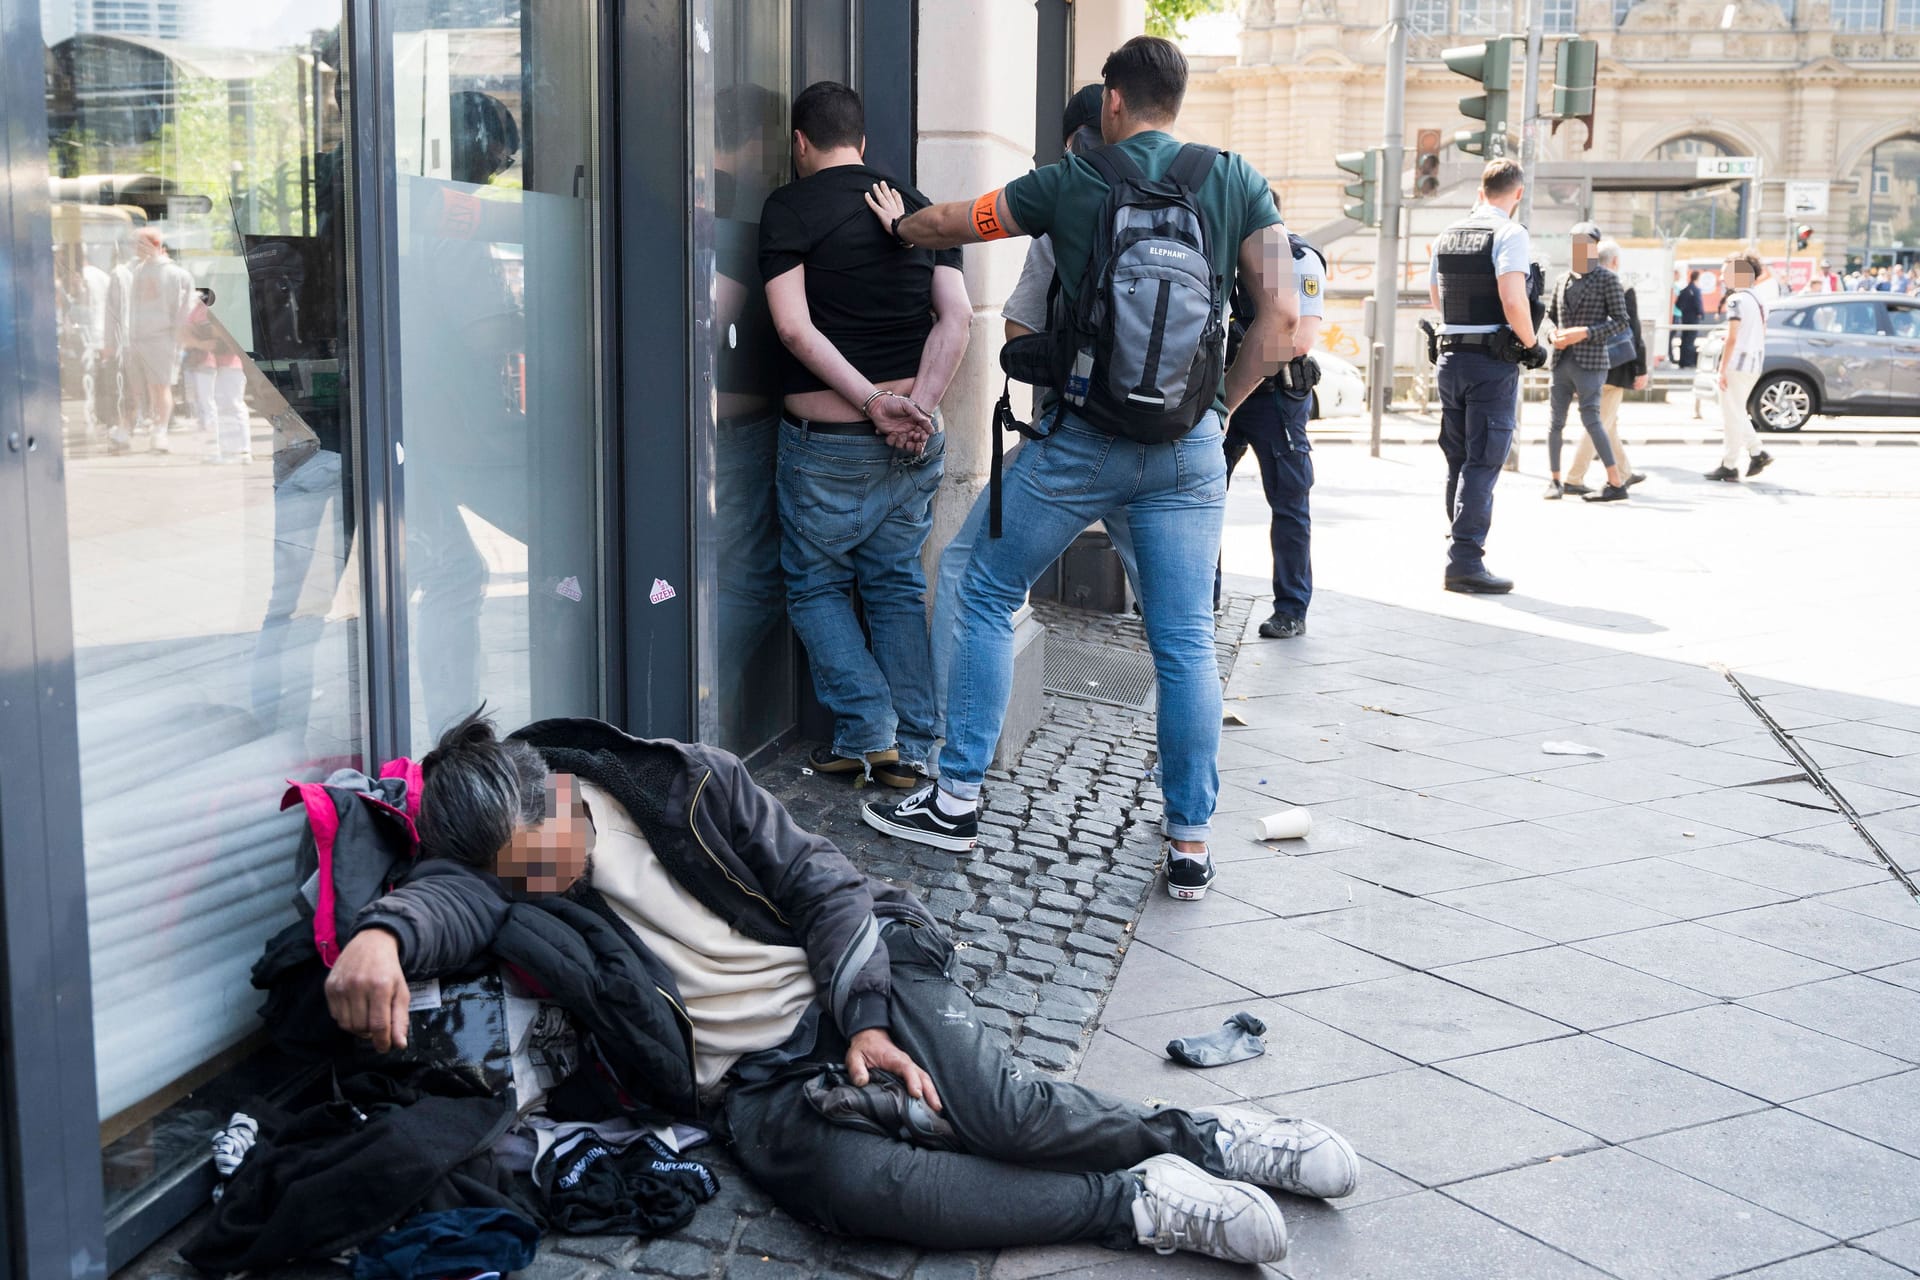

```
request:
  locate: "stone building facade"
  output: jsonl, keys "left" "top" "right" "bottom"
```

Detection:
{"left": 1180, "top": 0, "right": 1920, "bottom": 271}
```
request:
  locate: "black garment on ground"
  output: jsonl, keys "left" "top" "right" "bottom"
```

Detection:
{"left": 181, "top": 1065, "right": 524, "bottom": 1273}
{"left": 758, "top": 163, "right": 962, "bottom": 395}
{"left": 1165, "top": 1012, "right": 1268, "bottom": 1068}
{"left": 724, "top": 922, "right": 1232, "bottom": 1251}
{"left": 351, "top": 1207, "right": 540, "bottom": 1280}
{"left": 543, "top": 1132, "right": 719, "bottom": 1236}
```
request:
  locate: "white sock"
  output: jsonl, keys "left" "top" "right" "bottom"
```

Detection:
{"left": 1169, "top": 846, "right": 1209, "bottom": 864}
{"left": 1131, "top": 1194, "right": 1157, "bottom": 1243}
{"left": 934, "top": 788, "right": 976, "bottom": 819}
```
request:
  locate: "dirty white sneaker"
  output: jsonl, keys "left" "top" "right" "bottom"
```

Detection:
{"left": 1195, "top": 1105, "right": 1361, "bottom": 1199}
{"left": 1128, "top": 1153, "right": 1287, "bottom": 1265}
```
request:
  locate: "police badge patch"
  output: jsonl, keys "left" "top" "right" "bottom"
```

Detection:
{"left": 1303, "top": 277, "right": 1320, "bottom": 297}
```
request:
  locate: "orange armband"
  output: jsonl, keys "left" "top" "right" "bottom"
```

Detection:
{"left": 971, "top": 189, "right": 1010, "bottom": 241}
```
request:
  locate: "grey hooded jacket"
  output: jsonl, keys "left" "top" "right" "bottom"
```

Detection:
{"left": 354, "top": 717, "right": 941, "bottom": 1040}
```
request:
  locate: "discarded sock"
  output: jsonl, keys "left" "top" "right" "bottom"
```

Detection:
{"left": 211, "top": 1112, "right": 259, "bottom": 1179}
{"left": 1166, "top": 1012, "right": 1268, "bottom": 1068}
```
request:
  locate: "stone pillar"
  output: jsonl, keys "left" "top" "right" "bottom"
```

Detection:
{"left": 1072, "top": 0, "right": 1146, "bottom": 88}
{"left": 917, "top": 0, "right": 1042, "bottom": 768}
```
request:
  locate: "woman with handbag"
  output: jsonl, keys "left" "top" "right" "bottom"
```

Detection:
{"left": 1543, "top": 222, "right": 1632, "bottom": 503}
{"left": 1565, "top": 240, "right": 1649, "bottom": 492}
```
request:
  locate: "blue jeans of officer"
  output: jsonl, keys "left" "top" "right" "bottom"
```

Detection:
{"left": 930, "top": 463, "right": 1140, "bottom": 742}
{"left": 1436, "top": 348, "right": 1520, "bottom": 576}
{"left": 777, "top": 421, "right": 945, "bottom": 766}
{"left": 1222, "top": 382, "right": 1314, "bottom": 622}
{"left": 940, "top": 409, "right": 1227, "bottom": 843}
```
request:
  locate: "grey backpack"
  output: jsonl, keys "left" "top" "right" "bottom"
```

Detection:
{"left": 1053, "top": 143, "right": 1226, "bottom": 444}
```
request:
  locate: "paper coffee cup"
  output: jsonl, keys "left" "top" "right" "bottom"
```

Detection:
{"left": 1256, "top": 808, "right": 1312, "bottom": 841}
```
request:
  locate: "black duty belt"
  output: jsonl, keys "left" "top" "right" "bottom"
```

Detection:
{"left": 1438, "top": 333, "right": 1498, "bottom": 351}
{"left": 783, "top": 414, "right": 877, "bottom": 437}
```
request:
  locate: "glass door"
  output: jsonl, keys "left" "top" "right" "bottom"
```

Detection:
{"left": 702, "top": 0, "right": 796, "bottom": 755}
{"left": 41, "top": 0, "right": 366, "bottom": 1221}
{"left": 390, "top": 0, "right": 605, "bottom": 745}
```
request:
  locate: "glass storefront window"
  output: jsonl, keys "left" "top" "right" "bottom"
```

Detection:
{"left": 42, "top": 0, "right": 364, "bottom": 1214}
{"left": 705, "top": 0, "right": 795, "bottom": 756}
{"left": 391, "top": 0, "right": 605, "bottom": 744}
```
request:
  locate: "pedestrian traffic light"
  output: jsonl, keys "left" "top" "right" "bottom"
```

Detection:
{"left": 1550, "top": 37, "right": 1598, "bottom": 152}
{"left": 1335, "top": 147, "right": 1379, "bottom": 227}
{"left": 1414, "top": 128, "right": 1443, "bottom": 198}
{"left": 1444, "top": 37, "right": 1513, "bottom": 158}
{"left": 1796, "top": 225, "right": 1814, "bottom": 250}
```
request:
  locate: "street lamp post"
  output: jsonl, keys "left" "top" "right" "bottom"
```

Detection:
{"left": 1370, "top": 0, "right": 1408, "bottom": 457}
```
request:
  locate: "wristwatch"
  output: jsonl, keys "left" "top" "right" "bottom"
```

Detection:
{"left": 890, "top": 213, "right": 914, "bottom": 248}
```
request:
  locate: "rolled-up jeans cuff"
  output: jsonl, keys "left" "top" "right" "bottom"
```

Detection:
{"left": 940, "top": 779, "right": 982, "bottom": 803}
{"left": 1166, "top": 821, "right": 1212, "bottom": 844}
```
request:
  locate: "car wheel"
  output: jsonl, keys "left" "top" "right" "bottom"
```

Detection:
{"left": 1751, "top": 373, "right": 1813, "bottom": 433}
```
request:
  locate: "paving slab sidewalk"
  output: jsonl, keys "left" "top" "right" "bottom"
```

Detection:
{"left": 1028, "top": 589, "right": 1920, "bottom": 1280}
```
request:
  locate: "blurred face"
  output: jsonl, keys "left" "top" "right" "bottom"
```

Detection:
{"left": 495, "top": 772, "right": 594, "bottom": 894}
{"left": 1572, "top": 239, "right": 1593, "bottom": 271}
{"left": 1727, "top": 259, "right": 1756, "bottom": 289}
{"left": 134, "top": 230, "right": 163, "bottom": 260}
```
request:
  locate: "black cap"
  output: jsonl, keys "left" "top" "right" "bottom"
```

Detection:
{"left": 1569, "top": 221, "right": 1602, "bottom": 243}
{"left": 1062, "top": 84, "right": 1103, "bottom": 143}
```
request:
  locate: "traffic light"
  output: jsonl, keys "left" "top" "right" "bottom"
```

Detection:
{"left": 1414, "top": 128, "right": 1443, "bottom": 198}
{"left": 1444, "top": 37, "right": 1513, "bottom": 158}
{"left": 1796, "top": 225, "right": 1814, "bottom": 251}
{"left": 1335, "top": 147, "right": 1379, "bottom": 227}
{"left": 1550, "top": 37, "right": 1598, "bottom": 152}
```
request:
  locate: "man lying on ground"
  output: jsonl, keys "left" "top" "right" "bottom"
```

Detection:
{"left": 324, "top": 710, "right": 1359, "bottom": 1265}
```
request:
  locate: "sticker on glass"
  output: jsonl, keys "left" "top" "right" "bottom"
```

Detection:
{"left": 650, "top": 577, "right": 678, "bottom": 605}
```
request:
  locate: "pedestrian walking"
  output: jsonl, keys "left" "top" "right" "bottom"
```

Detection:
{"left": 1564, "top": 240, "right": 1647, "bottom": 494}
{"left": 1221, "top": 232, "right": 1326, "bottom": 639}
{"left": 1428, "top": 158, "right": 1547, "bottom": 595}
{"left": 858, "top": 35, "right": 1297, "bottom": 906}
{"left": 1704, "top": 251, "right": 1775, "bottom": 482}
{"left": 760, "top": 80, "right": 971, "bottom": 789}
{"left": 1543, "top": 222, "right": 1632, "bottom": 504}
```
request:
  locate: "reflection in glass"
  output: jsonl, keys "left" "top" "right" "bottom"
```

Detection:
{"left": 391, "top": 0, "right": 603, "bottom": 743}
{"left": 1849, "top": 135, "right": 1920, "bottom": 269}
{"left": 706, "top": 0, "right": 795, "bottom": 755}
{"left": 43, "top": 0, "right": 363, "bottom": 1212}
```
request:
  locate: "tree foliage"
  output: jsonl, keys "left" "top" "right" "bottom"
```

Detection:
{"left": 1145, "top": 0, "right": 1235, "bottom": 39}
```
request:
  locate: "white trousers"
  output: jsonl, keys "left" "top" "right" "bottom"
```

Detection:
{"left": 187, "top": 365, "right": 250, "bottom": 458}
{"left": 1567, "top": 384, "right": 1633, "bottom": 485}
{"left": 1719, "top": 369, "right": 1763, "bottom": 470}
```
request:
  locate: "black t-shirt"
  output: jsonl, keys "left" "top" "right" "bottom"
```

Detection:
{"left": 758, "top": 163, "right": 963, "bottom": 396}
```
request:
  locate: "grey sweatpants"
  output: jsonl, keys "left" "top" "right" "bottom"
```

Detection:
{"left": 724, "top": 922, "right": 1230, "bottom": 1250}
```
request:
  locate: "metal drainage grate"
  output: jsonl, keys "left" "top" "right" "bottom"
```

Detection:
{"left": 1043, "top": 639, "right": 1157, "bottom": 712}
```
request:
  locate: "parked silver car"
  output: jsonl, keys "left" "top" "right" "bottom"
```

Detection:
{"left": 1698, "top": 293, "right": 1920, "bottom": 431}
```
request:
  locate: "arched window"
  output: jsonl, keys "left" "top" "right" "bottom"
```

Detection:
{"left": 1636, "top": 134, "right": 1750, "bottom": 240}
{"left": 1848, "top": 134, "right": 1920, "bottom": 270}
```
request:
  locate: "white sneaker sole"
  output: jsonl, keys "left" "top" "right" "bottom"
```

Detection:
{"left": 861, "top": 805, "right": 976, "bottom": 852}
{"left": 1166, "top": 881, "right": 1212, "bottom": 901}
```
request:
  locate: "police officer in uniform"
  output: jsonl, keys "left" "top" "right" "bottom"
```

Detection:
{"left": 1426, "top": 157, "right": 1546, "bottom": 595}
{"left": 1221, "top": 232, "right": 1327, "bottom": 637}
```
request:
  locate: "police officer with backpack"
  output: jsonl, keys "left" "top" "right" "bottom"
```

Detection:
{"left": 1220, "top": 233, "right": 1327, "bottom": 638}
{"left": 1426, "top": 157, "right": 1547, "bottom": 595}
{"left": 858, "top": 35, "right": 1297, "bottom": 907}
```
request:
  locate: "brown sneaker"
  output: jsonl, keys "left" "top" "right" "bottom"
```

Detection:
{"left": 808, "top": 745, "right": 902, "bottom": 785}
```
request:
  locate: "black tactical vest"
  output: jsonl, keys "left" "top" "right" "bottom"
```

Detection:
{"left": 1433, "top": 212, "right": 1511, "bottom": 327}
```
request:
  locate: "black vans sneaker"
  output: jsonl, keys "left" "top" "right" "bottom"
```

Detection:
{"left": 862, "top": 784, "right": 978, "bottom": 852}
{"left": 1165, "top": 851, "right": 1217, "bottom": 901}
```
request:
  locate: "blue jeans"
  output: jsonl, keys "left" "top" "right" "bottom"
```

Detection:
{"left": 930, "top": 448, "right": 1141, "bottom": 741}
{"left": 942, "top": 410, "right": 1227, "bottom": 843}
{"left": 776, "top": 421, "right": 944, "bottom": 765}
{"left": 1436, "top": 349, "right": 1519, "bottom": 576}
{"left": 1221, "top": 384, "right": 1314, "bottom": 620}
